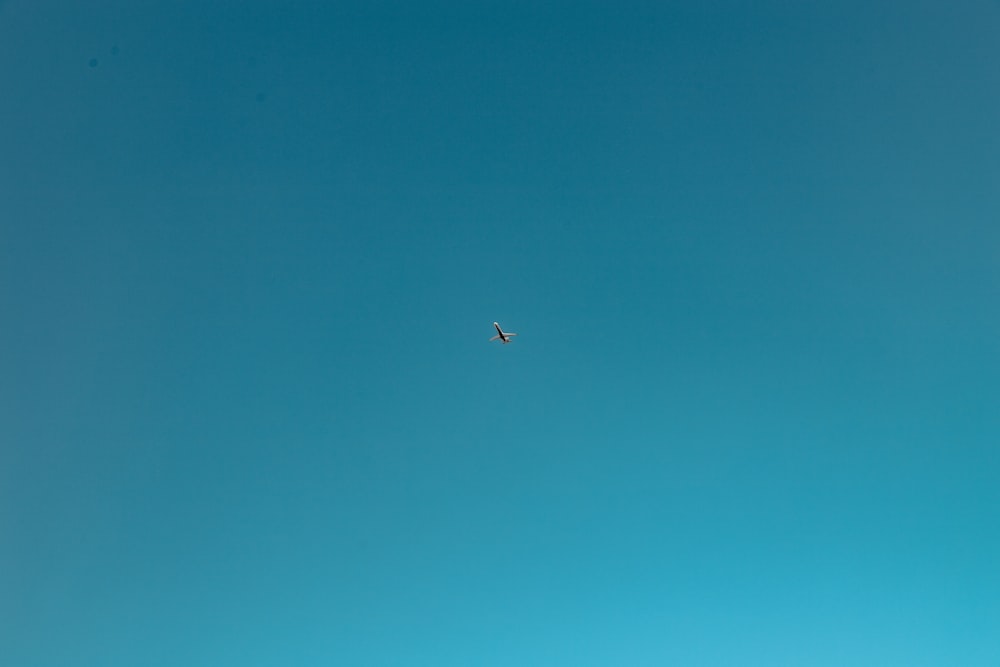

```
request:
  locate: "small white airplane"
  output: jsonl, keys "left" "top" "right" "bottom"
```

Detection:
{"left": 489, "top": 322, "right": 517, "bottom": 344}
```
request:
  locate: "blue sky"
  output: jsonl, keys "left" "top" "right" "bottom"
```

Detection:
{"left": 2, "top": 2, "right": 998, "bottom": 665}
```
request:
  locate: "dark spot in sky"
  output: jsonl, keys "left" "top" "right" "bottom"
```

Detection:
{"left": 255, "top": 92, "right": 267, "bottom": 103}
{"left": 111, "top": 45, "right": 119, "bottom": 56}
{"left": 89, "top": 58, "right": 98, "bottom": 68}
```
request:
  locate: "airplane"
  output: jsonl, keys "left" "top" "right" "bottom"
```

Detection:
{"left": 489, "top": 322, "right": 517, "bottom": 344}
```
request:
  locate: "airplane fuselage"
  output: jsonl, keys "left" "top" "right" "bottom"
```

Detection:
{"left": 493, "top": 322, "right": 514, "bottom": 343}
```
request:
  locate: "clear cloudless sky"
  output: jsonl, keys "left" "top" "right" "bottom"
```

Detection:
{"left": 2, "top": 1, "right": 999, "bottom": 665}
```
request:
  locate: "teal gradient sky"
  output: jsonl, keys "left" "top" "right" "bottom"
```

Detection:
{"left": 2, "top": 2, "right": 999, "bottom": 665}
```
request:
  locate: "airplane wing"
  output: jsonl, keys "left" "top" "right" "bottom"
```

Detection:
{"left": 489, "top": 335, "right": 502, "bottom": 341}
{"left": 506, "top": 333, "right": 517, "bottom": 337}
